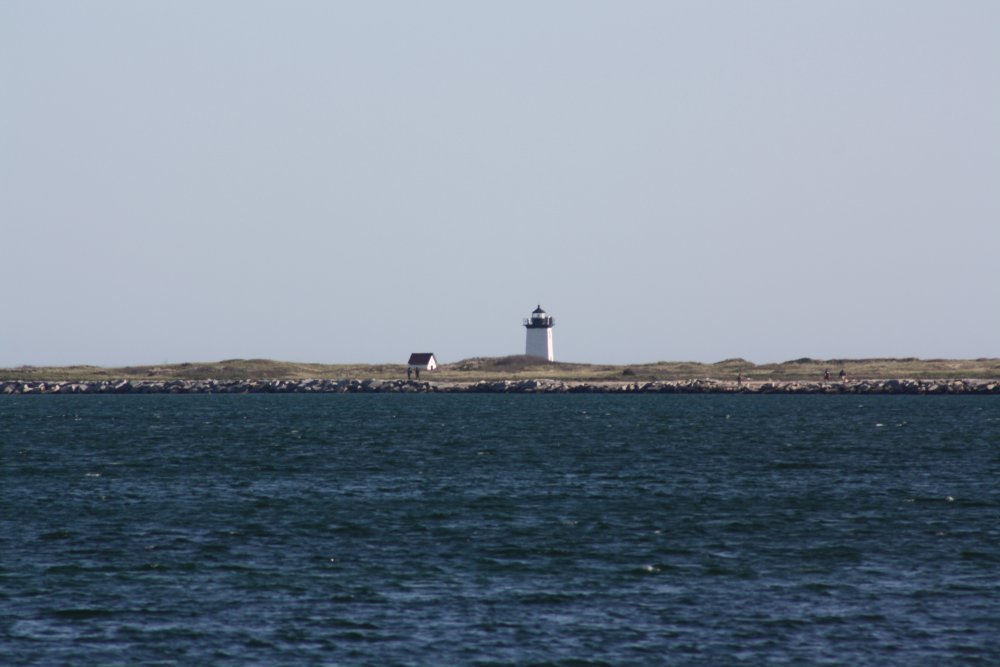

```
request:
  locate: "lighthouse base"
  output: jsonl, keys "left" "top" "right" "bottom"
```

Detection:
{"left": 525, "top": 328, "right": 554, "bottom": 362}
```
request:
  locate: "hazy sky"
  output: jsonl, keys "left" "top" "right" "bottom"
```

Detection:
{"left": 2, "top": 1, "right": 998, "bottom": 366}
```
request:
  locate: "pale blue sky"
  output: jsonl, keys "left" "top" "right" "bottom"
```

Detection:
{"left": 2, "top": 1, "right": 998, "bottom": 366}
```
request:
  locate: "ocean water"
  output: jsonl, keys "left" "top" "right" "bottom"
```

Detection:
{"left": 2, "top": 394, "right": 999, "bottom": 666}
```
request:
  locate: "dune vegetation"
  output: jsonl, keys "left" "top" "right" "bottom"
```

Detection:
{"left": 3, "top": 356, "right": 999, "bottom": 383}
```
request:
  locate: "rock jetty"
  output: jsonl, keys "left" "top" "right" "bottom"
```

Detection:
{"left": 1, "top": 378, "right": 998, "bottom": 395}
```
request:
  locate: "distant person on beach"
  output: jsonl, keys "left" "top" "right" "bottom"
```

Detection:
{"left": 737, "top": 371, "right": 743, "bottom": 386}
{"left": 824, "top": 369, "right": 831, "bottom": 381}
{"left": 839, "top": 369, "right": 847, "bottom": 381}
{"left": 407, "top": 367, "right": 412, "bottom": 380}
{"left": 415, "top": 367, "right": 420, "bottom": 380}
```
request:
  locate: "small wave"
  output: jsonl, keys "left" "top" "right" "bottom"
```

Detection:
{"left": 38, "top": 530, "right": 72, "bottom": 541}
{"left": 906, "top": 495, "right": 958, "bottom": 504}
{"left": 329, "top": 522, "right": 375, "bottom": 537}
{"left": 516, "top": 591, "right": 577, "bottom": 604}
{"left": 702, "top": 563, "right": 758, "bottom": 578}
{"left": 772, "top": 461, "right": 826, "bottom": 470}
{"left": 515, "top": 660, "right": 614, "bottom": 667}
{"left": 799, "top": 545, "right": 863, "bottom": 562}
{"left": 50, "top": 608, "right": 115, "bottom": 620}
{"left": 810, "top": 614, "right": 848, "bottom": 626}
{"left": 330, "top": 630, "right": 377, "bottom": 642}
{"left": 328, "top": 588, "right": 389, "bottom": 603}
{"left": 44, "top": 564, "right": 89, "bottom": 575}
{"left": 328, "top": 617, "right": 379, "bottom": 630}
{"left": 632, "top": 563, "right": 680, "bottom": 575}
{"left": 961, "top": 550, "right": 1000, "bottom": 563}
{"left": 796, "top": 581, "right": 839, "bottom": 594}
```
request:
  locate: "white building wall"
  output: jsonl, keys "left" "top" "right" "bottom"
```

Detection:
{"left": 525, "top": 327, "right": 554, "bottom": 361}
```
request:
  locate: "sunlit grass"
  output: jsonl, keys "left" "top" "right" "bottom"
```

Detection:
{"left": 3, "top": 356, "right": 999, "bottom": 382}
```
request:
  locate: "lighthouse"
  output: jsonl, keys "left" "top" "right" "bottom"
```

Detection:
{"left": 523, "top": 305, "right": 555, "bottom": 361}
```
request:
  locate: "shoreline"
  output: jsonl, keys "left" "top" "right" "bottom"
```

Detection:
{"left": 3, "top": 378, "right": 998, "bottom": 395}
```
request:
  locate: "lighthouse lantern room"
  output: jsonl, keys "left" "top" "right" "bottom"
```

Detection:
{"left": 523, "top": 305, "right": 555, "bottom": 361}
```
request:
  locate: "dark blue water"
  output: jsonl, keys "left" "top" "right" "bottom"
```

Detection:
{"left": 2, "top": 395, "right": 999, "bottom": 665}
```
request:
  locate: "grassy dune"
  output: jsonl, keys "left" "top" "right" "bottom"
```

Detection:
{"left": 3, "top": 356, "right": 999, "bottom": 383}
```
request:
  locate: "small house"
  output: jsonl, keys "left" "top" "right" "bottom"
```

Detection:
{"left": 407, "top": 353, "right": 438, "bottom": 371}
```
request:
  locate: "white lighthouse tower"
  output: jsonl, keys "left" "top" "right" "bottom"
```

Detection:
{"left": 523, "top": 305, "right": 555, "bottom": 361}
